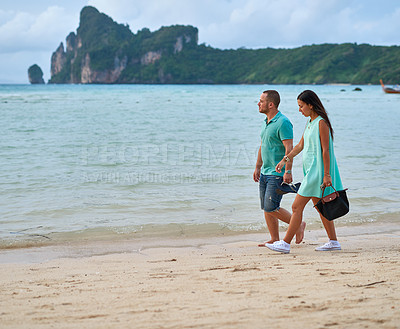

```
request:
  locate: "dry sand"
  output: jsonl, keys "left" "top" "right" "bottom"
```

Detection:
{"left": 0, "top": 222, "right": 399, "bottom": 329}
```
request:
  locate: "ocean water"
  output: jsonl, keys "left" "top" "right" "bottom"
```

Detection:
{"left": 0, "top": 84, "right": 399, "bottom": 248}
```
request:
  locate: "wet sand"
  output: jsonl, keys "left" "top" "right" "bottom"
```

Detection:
{"left": 0, "top": 222, "right": 399, "bottom": 328}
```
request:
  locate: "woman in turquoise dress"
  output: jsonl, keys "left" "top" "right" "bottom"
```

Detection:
{"left": 266, "top": 90, "right": 343, "bottom": 254}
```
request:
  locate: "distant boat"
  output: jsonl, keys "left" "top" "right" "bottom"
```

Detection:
{"left": 380, "top": 79, "right": 400, "bottom": 94}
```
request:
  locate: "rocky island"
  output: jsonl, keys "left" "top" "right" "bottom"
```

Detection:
{"left": 49, "top": 6, "right": 400, "bottom": 84}
{"left": 28, "top": 64, "right": 45, "bottom": 84}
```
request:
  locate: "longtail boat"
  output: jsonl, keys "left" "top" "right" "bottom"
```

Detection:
{"left": 380, "top": 79, "right": 400, "bottom": 94}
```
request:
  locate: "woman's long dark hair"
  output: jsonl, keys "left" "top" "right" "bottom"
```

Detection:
{"left": 297, "top": 90, "right": 334, "bottom": 139}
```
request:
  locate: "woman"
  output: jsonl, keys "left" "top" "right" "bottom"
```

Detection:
{"left": 266, "top": 90, "right": 343, "bottom": 254}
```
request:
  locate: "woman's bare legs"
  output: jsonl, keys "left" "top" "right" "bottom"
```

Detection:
{"left": 263, "top": 208, "right": 306, "bottom": 244}
{"left": 311, "top": 197, "right": 338, "bottom": 240}
{"left": 283, "top": 195, "right": 311, "bottom": 244}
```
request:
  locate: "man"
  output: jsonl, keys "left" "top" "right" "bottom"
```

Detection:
{"left": 253, "top": 90, "right": 305, "bottom": 245}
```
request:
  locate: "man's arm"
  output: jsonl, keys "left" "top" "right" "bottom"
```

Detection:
{"left": 253, "top": 144, "right": 262, "bottom": 182}
{"left": 282, "top": 139, "right": 293, "bottom": 183}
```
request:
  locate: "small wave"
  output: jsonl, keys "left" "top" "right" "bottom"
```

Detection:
{"left": 2, "top": 208, "right": 399, "bottom": 251}
{"left": 0, "top": 222, "right": 266, "bottom": 250}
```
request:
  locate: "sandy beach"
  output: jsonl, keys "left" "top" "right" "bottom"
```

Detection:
{"left": 1, "top": 222, "right": 399, "bottom": 329}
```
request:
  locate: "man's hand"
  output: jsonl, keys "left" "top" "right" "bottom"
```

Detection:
{"left": 253, "top": 167, "right": 261, "bottom": 182}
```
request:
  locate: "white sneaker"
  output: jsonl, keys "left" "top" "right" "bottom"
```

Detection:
{"left": 315, "top": 240, "right": 341, "bottom": 251}
{"left": 266, "top": 240, "right": 290, "bottom": 254}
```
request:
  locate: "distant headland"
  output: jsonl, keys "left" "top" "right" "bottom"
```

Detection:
{"left": 33, "top": 6, "right": 400, "bottom": 84}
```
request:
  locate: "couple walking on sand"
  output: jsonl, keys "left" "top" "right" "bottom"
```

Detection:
{"left": 253, "top": 90, "right": 343, "bottom": 254}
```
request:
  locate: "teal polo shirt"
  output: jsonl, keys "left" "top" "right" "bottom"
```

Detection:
{"left": 260, "top": 111, "right": 293, "bottom": 176}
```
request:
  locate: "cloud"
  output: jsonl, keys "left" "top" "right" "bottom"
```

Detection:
{"left": 88, "top": 0, "right": 400, "bottom": 49}
{"left": 1, "top": 0, "right": 400, "bottom": 53}
{"left": 354, "top": 7, "right": 400, "bottom": 45}
{"left": 0, "top": 50, "right": 50, "bottom": 83}
{"left": 0, "top": 4, "right": 82, "bottom": 82}
{"left": 87, "top": 0, "right": 232, "bottom": 31}
{"left": 0, "top": 6, "right": 79, "bottom": 54}
{"left": 1, "top": 0, "right": 400, "bottom": 83}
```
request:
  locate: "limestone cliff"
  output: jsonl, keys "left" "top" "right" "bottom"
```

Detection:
{"left": 48, "top": 6, "right": 400, "bottom": 84}
{"left": 80, "top": 53, "right": 128, "bottom": 83}
{"left": 50, "top": 43, "right": 66, "bottom": 77}
{"left": 66, "top": 32, "right": 77, "bottom": 52}
{"left": 49, "top": 6, "right": 198, "bottom": 84}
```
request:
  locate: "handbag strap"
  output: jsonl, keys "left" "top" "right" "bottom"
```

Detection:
{"left": 321, "top": 185, "right": 340, "bottom": 204}
{"left": 321, "top": 185, "right": 338, "bottom": 198}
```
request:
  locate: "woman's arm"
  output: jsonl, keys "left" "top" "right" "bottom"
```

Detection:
{"left": 319, "top": 120, "right": 332, "bottom": 187}
{"left": 282, "top": 139, "right": 293, "bottom": 183}
{"left": 275, "top": 136, "right": 304, "bottom": 173}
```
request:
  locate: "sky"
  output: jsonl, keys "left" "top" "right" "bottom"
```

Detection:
{"left": 1, "top": 0, "right": 399, "bottom": 83}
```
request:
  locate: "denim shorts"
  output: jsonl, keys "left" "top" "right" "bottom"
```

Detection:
{"left": 259, "top": 174, "right": 284, "bottom": 212}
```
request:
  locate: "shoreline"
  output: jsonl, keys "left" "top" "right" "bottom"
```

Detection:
{"left": 2, "top": 210, "right": 399, "bottom": 255}
{"left": 0, "top": 221, "right": 399, "bottom": 328}
{"left": 0, "top": 220, "right": 399, "bottom": 264}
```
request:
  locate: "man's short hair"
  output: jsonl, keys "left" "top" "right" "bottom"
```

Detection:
{"left": 263, "top": 90, "right": 280, "bottom": 108}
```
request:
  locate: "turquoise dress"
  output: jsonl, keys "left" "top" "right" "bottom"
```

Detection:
{"left": 297, "top": 116, "right": 343, "bottom": 198}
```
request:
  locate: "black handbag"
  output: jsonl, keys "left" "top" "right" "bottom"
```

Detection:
{"left": 314, "top": 186, "right": 349, "bottom": 221}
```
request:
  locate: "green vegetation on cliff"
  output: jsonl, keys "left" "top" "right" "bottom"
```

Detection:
{"left": 49, "top": 6, "right": 400, "bottom": 84}
{"left": 76, "top": 6, "right": 133, "bottom": 72}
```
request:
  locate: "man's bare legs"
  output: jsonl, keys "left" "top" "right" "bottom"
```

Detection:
{"left": 263, "top": 207, "right": 306, "bottom": 244}
{"left": 264, "top": 212, "right": 279, "bottom": 243}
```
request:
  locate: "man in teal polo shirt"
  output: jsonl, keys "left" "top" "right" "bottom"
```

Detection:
{"left": 253, "top": 90, "right": 306, "bottom": 245}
